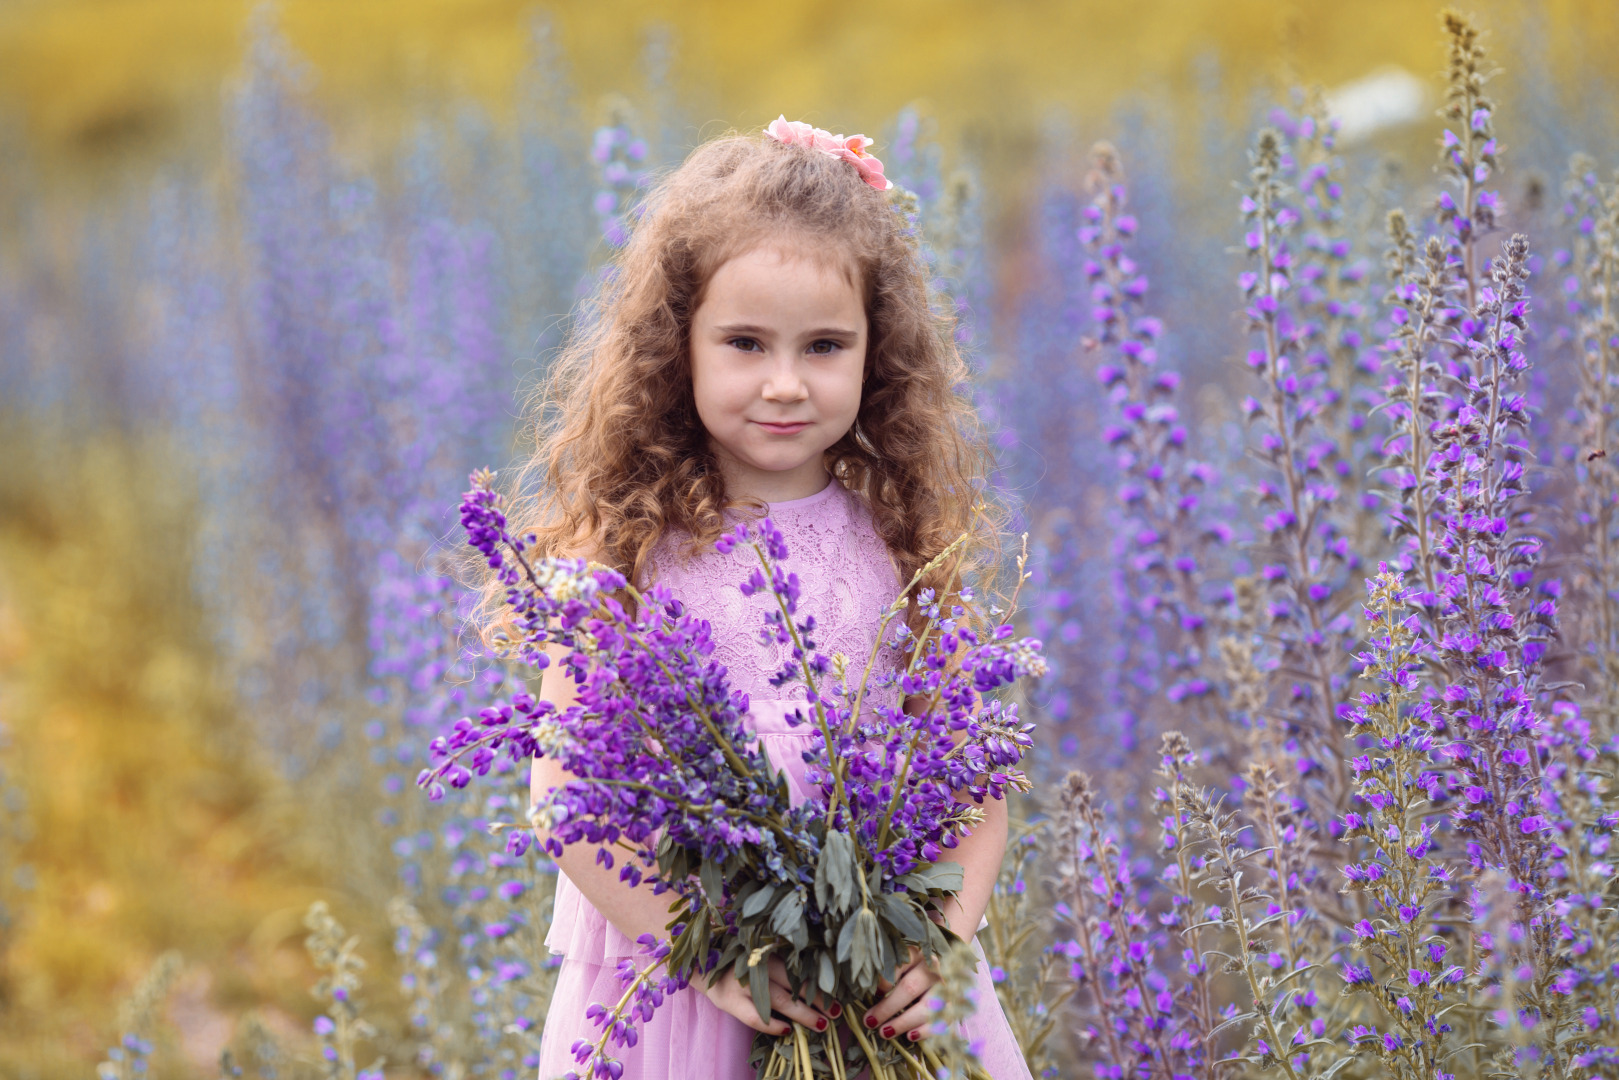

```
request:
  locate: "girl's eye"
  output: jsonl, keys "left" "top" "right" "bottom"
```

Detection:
{"left": 728, "top": 337, "right": 761, "bottom": 353}
{"left": 809, "top": 339, "right": 842, "bottom": 355}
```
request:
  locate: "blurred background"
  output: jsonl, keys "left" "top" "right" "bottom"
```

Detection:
{"left": 2, "top": 0, "right": 1618, "bottom": 1075}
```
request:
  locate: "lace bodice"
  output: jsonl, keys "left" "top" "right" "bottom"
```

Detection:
{"left": 649, "top": 479, "right": 905, "bottom": 709}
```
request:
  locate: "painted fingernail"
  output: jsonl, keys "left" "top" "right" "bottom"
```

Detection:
{"left": 881, "top": 1025, "right": 895, "bottom": 1039}
{"left": 908, "top": 1030, "right": 921, "bottom": 1042}
{"left": 828, "top": 1002, "right": 843, "bottom": 1019}
{"left": 816, "top": 1017, "right": 828, "bottom": 1032}
{"left": 864, "top": 1014, "right": 878, "bottom": 1029}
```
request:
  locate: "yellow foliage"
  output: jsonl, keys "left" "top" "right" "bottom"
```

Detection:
{"left": 0, "top": 0, "right": 1616, "bottom": 170}
{"left": 0, "top": 424, "right": 344, "bottom": 1076}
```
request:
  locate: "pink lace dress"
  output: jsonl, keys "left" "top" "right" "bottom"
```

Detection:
{"left": 535, "top": 480, "right": 1033, "bottom": 1080}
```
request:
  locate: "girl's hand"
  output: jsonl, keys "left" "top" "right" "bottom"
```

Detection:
{"left": 700, "top": 956, "right": 838, "bottom": 1036}
{"left": 861, "top": 946, "right": 942, "bottom": 1044}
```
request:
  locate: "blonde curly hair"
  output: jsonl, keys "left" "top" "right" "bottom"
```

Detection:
{"left": 480, "top": 126, "right": 1002, "bottom": 632}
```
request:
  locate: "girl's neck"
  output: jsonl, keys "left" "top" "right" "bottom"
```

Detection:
{"left": 714, "top": 455, "right": 833, "bottom": 506}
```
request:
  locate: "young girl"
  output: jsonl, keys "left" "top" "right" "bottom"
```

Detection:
{"left": 510, "top": 117, "right": 1034, "bottom": 1080}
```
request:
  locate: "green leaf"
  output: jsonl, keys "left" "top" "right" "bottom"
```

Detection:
{"left": 700, "top": 858, "right": 724, "bottom": 904}
{"left": 1269, "top": 963, "right": 1318, "bottom": 992}
{"left": 1438, "top": 1041, "right": 1490, "bottom": 1062}
{"left": 742, "top": 883, "right": 778, "bottom": 920}
{"left": 690, "top": 918, "right": 712, "bottom": 973}
{"left": 1247, "top": 910, "right": 1290, "bottom": 933}
{"left": 716, "top": 939, "right": 746, "bottom": 972}
{"left": 1318, "top": 1053, "right": 1360, "bottom": 1079}
{"left": 668, "top": 924, "right": 694, "bottom": 971}
{"left": 815, "top": 831, "right": 858, "bottom": 915}
{"left": 1208, "top": 1009, "right": 1257, "bottom": 1040}
{"left": 875, "top": 922, "right": 897, "bottom": 984}
{"left": 879, "top": 892, "right": 927, "bottom": 942}
{"left": 1181, "top": 917, "right": 1228, "bottom": 935}
{"left": 771, "top": 890, "right": 807, "bottom": 949}
{"left": 1269, "top": 986, "right": 1303, "bottom": 1018}
{"left": 899, "top": 861, "right": 964, "bottom": 894}
{"left": 818, "top": 950, "right": 836, "bottom": 994}
{"left": 665, "top": 844, "right": 690, "bottom": 882}
{"left": 846, "top": 908, "right": 881, "bottom": 991}
{"left": 749, "top": 954, "right": 772, "bottom": 1026}
{"left": 836, "top": 915, "right": 855, "bottom": 963}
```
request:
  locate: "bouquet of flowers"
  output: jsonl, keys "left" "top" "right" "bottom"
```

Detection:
{"left": 421, "top": 471, "right": 1043, "bottom": 1080}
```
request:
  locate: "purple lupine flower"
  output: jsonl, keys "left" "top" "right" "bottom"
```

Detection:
{"left": 432, "top": 472, "right": 1042, "bottom": 1077}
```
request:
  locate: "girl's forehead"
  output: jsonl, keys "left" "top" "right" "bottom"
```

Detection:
{"left": 701, "top": 249, "right": 865, "bottom": 325}
{"left": 712, "top": 230, "right": 861, "bottom": 289}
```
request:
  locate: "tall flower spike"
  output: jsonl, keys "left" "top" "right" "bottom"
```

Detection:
{"left": 1561, "top": 155, "right": 1619, "bottom": 742}
{"left": 1082, "top": 140, "right": 1226, "bottom": 768}
{"left": 1437, "top": 9, "right": 1502, "bottom": 312}
{"left": 592, "top": 106, "right": 649, "bottom": 248}
{"left": 1340, "top": 569, "right": 1461, "bottom": 1079}
{"left": 1236, "top": 119, "right": 1365, "bottom": 814}
{"left": 1052, "top": 769, "right": 1197, "bottom": 1080}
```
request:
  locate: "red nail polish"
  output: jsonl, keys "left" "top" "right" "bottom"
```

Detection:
{"left": 864, "top": 1015, "right": 878, "bottom": 1029}
{"left": 816, "top": 1017, "right": 828, "bottom": 1032}
{"left": 908, "top": 1030, "right": 921, "bottom": 1042}
{"left": 882, "top": 1025, "right": 895, "bottom": 1039}
{"left": 829, "top": 1003, "right": 842, "bottom": 1019}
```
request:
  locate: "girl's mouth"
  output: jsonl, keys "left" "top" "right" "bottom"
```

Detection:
{"left": 753, "top": 421, "right": 811, "bottom": 435}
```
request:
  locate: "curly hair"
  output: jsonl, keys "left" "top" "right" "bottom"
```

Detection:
{"left": 480, "top": 127, "right": 1003, "bottom": 632}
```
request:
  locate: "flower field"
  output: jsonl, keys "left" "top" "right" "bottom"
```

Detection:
{"left": 4, "top": 5, "right": 1619, "bottom": 1078}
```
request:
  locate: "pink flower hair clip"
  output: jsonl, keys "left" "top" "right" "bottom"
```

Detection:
{"left": 764, "top": 115, "right": 893, "bottom": 191}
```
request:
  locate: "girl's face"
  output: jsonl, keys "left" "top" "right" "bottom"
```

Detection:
{"left": 689, "top": 242, "right": 867, "bottom": 503}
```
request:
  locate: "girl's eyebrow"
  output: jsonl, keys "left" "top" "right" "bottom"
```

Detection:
{"left": 713, "top": 322, "right": 859, "bottom": 338}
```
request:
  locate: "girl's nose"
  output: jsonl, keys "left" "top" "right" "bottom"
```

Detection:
{"left": 761, "top": 356, "right": 809, "bottom": 403}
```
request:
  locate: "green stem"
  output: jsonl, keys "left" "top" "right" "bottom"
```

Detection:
{"left": 1215, "top": 843, "right": 1303, "bottom": 1080}
{"left": 1254, "top": 164, "right": 1349, "bottom": 809}
{"left": 845, "top": 1017, "right": 896, "bottom": 1080}
{"left": 582, "top": 951, "right": 670, "bottom": 1069}
{"left": 1167, "top": 772, "right": 1220, "bottom": 1080}
{"left": 846, "top": 523, "right": 984, "bottom": 735}
{"left": 825, "top": 1021, "right": 847, "bottom": 1080}
{"left": 544, "top": 777, "right": 785, "bottom": 835}
{"left": 747, "top": 538, "right": 849, "bottom": 817}
{"left": 876, "top": 548, "right": 972, "bottom": 845}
